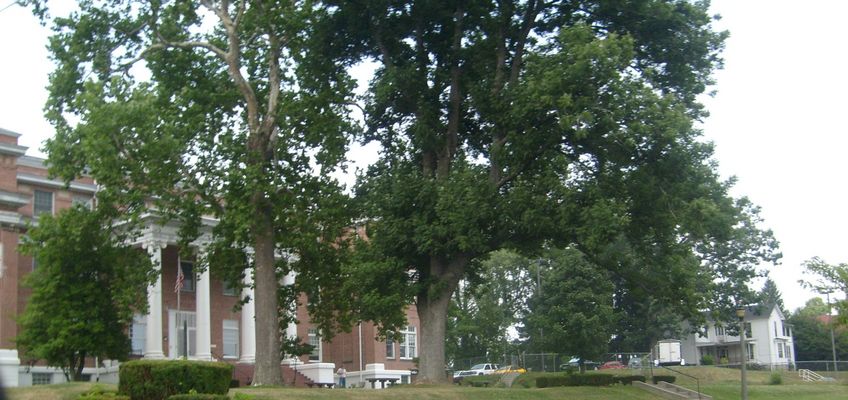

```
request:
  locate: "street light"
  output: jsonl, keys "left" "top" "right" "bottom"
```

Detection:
{"left": 736, "top": 307, "right": 748, "bottom": 400}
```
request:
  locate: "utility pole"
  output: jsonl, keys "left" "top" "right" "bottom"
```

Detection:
{"left": 737, "top": 307, "right": 748, "bottom": 400}
{"left": 827, "top": 292, "right": 838, "bottom": 372}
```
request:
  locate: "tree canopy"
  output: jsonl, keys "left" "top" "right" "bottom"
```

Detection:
{"left": 16, "top": 206, "right": 154, "bottom": 381}
{"left": 800, "top": 257, "right": 848, "bottom": 327}
{"left": 789, "top": 297, "right": 848, "bottom": 362}
{"left": 335, "top": 0, "right": 777, "bottom": 382}
{"left": 28, "top": 0, "right": 357, "bottom": 385}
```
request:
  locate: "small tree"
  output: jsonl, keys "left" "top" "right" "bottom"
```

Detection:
{"left": 16, "top": 206, "right": 154, "bottom": 381}
{"left": 800, "top": 257, "right": 848, "bottom": 327}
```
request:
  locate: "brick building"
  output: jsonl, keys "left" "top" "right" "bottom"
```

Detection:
{"left": 0, "top": 127, "right": 419, "bottom": 388}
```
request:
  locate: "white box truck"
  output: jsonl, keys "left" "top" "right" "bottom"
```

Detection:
{"left": 654, "top": 340, "right": 683, "bottom": 366}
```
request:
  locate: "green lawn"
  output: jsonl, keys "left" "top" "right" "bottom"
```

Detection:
{"left": 6, "top": 367, "right": 848, "bottom": 400}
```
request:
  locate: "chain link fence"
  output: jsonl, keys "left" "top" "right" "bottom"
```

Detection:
{"left": 452, "top": 352, "right": 652, "bottom": 373}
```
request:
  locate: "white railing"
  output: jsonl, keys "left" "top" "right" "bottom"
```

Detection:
{"left": 799, "top": 369, "right": 825, "bottom": 382}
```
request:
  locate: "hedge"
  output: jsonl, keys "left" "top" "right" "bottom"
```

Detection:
{"left": 536, "top": 374, "right": 616, "bottom": 388}
{"left": 77, "top": 385, "right": 130, "bottom": 400}
{"left": 167, "top": 395, "right": 230, "bottom": 400}
{"left": 652, "top": 375, "right": 676, "bottom": 384}
{"left": 614, "top": 375, "right": 646, "bottom": 385}
{"left": 119, "top": 360, "right": 233, "bottom": 400}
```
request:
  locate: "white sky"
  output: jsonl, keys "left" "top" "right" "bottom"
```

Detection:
{"left": 1, "top": 0, "right": 845, "bottom": 311}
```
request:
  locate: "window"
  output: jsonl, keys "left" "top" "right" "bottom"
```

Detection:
{"left": 223, "top": 320, "right": 239, "bottom": 359}
{"left": 703, "top": 326, "right": 709, "bottom": 339}
{"left": 715, "top": 325, "right": 725, "bottom": 336}
{"left": 72, "top": 195, "right": 93, "bottom": 209}
{"left": 32, "top": 372, "right": 52, "bottom": 385}
{"left": 777, "top": 342, "right": 784, "bottom": 358}
{"left": 782, "top": 321, "right": 790, "bottom": 337}
{"left": 308, "top": 328, "right": 321, "bottom": 361}
{"left": 179, "top": 261, "right": 195, "bottom": 292}
{"left": 33, "top": 190, "right": 53, "bottom": 216}
{"left": 130, "top": 314, "right": 146, "bottom": 355}
{"left": 774, "top": 321, "right": 778, "bottom": 336}
{"left": 386, "top": 337, "right": 395, "bottom": 359}
{"left": 399, "top": 325, "right": 417, "bottom": 359}
{"left": 222, "top": 280, "right": 237, "bottom": 296}
{"left": 744, "top": 322, "right": 752, "bottom": 338}
{"left": 746, "top": 343, "right": 755, "bottom": 360}
{"left": 172, "top": 311, "right": 196, "bottom": 358}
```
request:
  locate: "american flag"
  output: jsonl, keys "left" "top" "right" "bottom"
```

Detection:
{"left": 175, "top": 265, "right": 185, "bottom": 293}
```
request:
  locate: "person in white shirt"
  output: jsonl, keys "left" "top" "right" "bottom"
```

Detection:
{"left": 336, "top": 365, "right": 347, "bottom": 388}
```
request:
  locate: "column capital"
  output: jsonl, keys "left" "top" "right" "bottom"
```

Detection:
{"left": 142, "top": 239, "right": 167, "bottom": 254}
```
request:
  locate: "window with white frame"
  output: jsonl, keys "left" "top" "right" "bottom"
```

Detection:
{"left": 774, "top": 321, "right": 778, "bottom": 336}
{"left": 715, "top": 325, "right": 725, "bottom": 336}
{"left": 308, "top": 328, "right": 321, "bottom": 361}
{"left": 777, "top": 342, "right": 785, "bottom": 358}
{"left": 222, "top": 280, "right": 237, "bottom": 296}
{"left": 72, "top": 195, "right": 93, "bottom": 209}
{"left": 130, "top": 314, "right": 146, "bottom": 355}
{"left": 32, "top": 372, "right": 52, "bottom": 385}
{"left": 179, "top": 261, "right": 195, "bottom": 292}
{"left": 33, "top": 190, "right": 53, "bottom": 216}
{"left": 746, "top": 343, "right": 755, "bottom": 360}
{"left": 782, "top": 321, "right": 790, "bottom": 337}
{"left": 223, "top": 320, "right": 239, "bottom": 359}
{"left": 172, "top": 311, "right": 197, "bottom": 358}
{"left": 744, "top": 322, "right": 752, "bottom": 338}
{"left": 399, "top": 325, "right": 417, "bottom": 359}
{"left": 386, "top": 337, "right": 395, "bottom": 359}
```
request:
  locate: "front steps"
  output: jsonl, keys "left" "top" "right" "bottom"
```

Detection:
{"left": 634, "top": 380, "right": 712, "bottom": 400}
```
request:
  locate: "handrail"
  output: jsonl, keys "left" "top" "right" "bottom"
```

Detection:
{"left": 658, "top": 365, "right": 702, "bottom": 400}
{"left": 799, "top": 368, "right": 825, "bottom": 382}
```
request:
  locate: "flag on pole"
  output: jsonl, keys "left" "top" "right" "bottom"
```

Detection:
{"left": 175, "top": 264, "right": 185, "bottom": 293}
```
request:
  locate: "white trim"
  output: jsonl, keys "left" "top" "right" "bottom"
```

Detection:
{"left": 16, "top": 156, "right": 46, "bottom": 169}
{"left": 17, "top": 172, "right": 97, "bottom": 193}
{"left": 0, "top": 190, "right": 29, "bottom": 208}
{"left": 0, "top": 142, "right": 27, "bottom": 157}
{"left": 0, "top": 211, "right": 25, "bottom": 227}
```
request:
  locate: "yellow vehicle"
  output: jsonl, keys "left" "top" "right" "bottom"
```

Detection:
{"left": 493, "top": 365, "right": 527, "bottom": 374}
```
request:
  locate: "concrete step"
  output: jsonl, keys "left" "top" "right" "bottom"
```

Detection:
{"left": 634, "top": 381, "right": 712, "bottom": 400}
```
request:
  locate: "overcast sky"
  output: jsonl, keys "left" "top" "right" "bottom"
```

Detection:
{"left": 1, "top": 0, "right": 846, "bottom": 311}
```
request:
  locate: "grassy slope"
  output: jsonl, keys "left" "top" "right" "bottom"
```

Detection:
{"left": 6, "top": 367, "right": 848, "bottom": 400}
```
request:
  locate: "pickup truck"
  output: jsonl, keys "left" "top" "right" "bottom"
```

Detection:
{"left": 468, "top": 363, "right": 500, "bottom": 375}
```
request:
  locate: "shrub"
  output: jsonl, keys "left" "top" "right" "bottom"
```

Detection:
{"left": 768, "top": 372, "right": 783, "bottom": 385}
{"left": 614, "top": 375, "right": 646, "bottom": 385}
{"left": 652, "top": 375, "right": 676, "bottom": 384}
{"left": 77, "top": 385, "right": 130, "bottom": 400}
{"left": 700, "top": 354, "right": 715, "bottom": 365}
{"left": 537, "top": 373, "right": 616, "bottom": 388}
{"left": 119, "top": 360, "right": 233, "bottom": 400}
{"left": 719, "top": 357, "right": 729, "bottom": 365}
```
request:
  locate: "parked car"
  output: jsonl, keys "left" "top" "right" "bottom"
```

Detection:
{"left": 493, "top": 365, "right": 527, "bottom": 374}
{"left": 599, "top": 361, "right": 626, "bottom": 370}
{"left": 561, "top": 357, "right": 599, "bottom": 371}
{"left": 453, "top": 370, "right": 477, "bottom": 384}
{"left": 468, "top": 363, "right": 500, "bottom": 375}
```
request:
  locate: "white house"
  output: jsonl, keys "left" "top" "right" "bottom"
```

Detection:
{"left": 680, "top": 304, "right": 796, "bottom": 370}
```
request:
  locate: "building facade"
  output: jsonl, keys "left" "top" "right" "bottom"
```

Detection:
{"left": 680, "top": 304, "right": 796, "bottom": 370}
{"left": 0, "top": 127, "right": 419, "bottom": 387}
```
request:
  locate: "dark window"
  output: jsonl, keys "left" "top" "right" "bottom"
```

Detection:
{"left": 180, "top": 261, "right": 195, "bottom": 292}
{"left": 33, "top": 190, "right": 53, "bottom": 216}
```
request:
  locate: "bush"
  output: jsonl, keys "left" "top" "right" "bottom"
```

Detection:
{"left": 119, "top": 360, "right": 233, "bottom": 400}
{"left": 700, "top": 354, "right": 715, "bottom": 365}
{"left": 537, "top": 373, "right": 616, "bottom": 388}
{"left": 77, "top": 385, "right": 130, "bottom": 400}
{"left": 719, "top": 357, "right": 729, "bottom": 365}
{"left": 614, "top": 375, "right": 646, "bottom": 385}
{"left": 652, "top": 375, "right": 676, "bottom": 384}
{"left": 768, "top": 372, "right": 783, "bottom": 385}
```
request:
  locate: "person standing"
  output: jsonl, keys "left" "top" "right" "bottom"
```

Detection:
{"left": 336, "top": 365, "right": 347, "bottom": 388}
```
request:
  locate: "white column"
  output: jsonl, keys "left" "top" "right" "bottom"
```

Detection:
{"left": 144, "top": 240, "right": 166, "bottom": 359}
{"left": 195, "top": 246, "right": 212, "bottom": 361}
{"left": 283, "top": 271, "right": 297, "bottom": 341}
{"left": 239, "top": 270, "right": 256, "bottom": 364}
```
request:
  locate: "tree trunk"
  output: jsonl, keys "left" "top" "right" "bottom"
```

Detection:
{"left": 251, "top": 206, "right": 284, "bottom": 386}
{"left": 415, "top": 256, "right": 468, "bottom": 384}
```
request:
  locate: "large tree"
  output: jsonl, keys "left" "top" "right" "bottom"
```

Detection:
{"left": 789, "top": 297, "right": 848, "bottom": 361}
{"left": 28, "top": 0, "right": 356, "bottom": 385}
{"left": 16, "top": 206, "right": 154, "bottom": 381}
{"left": 332, "top": 0, "right": 780, "bottom": 382}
